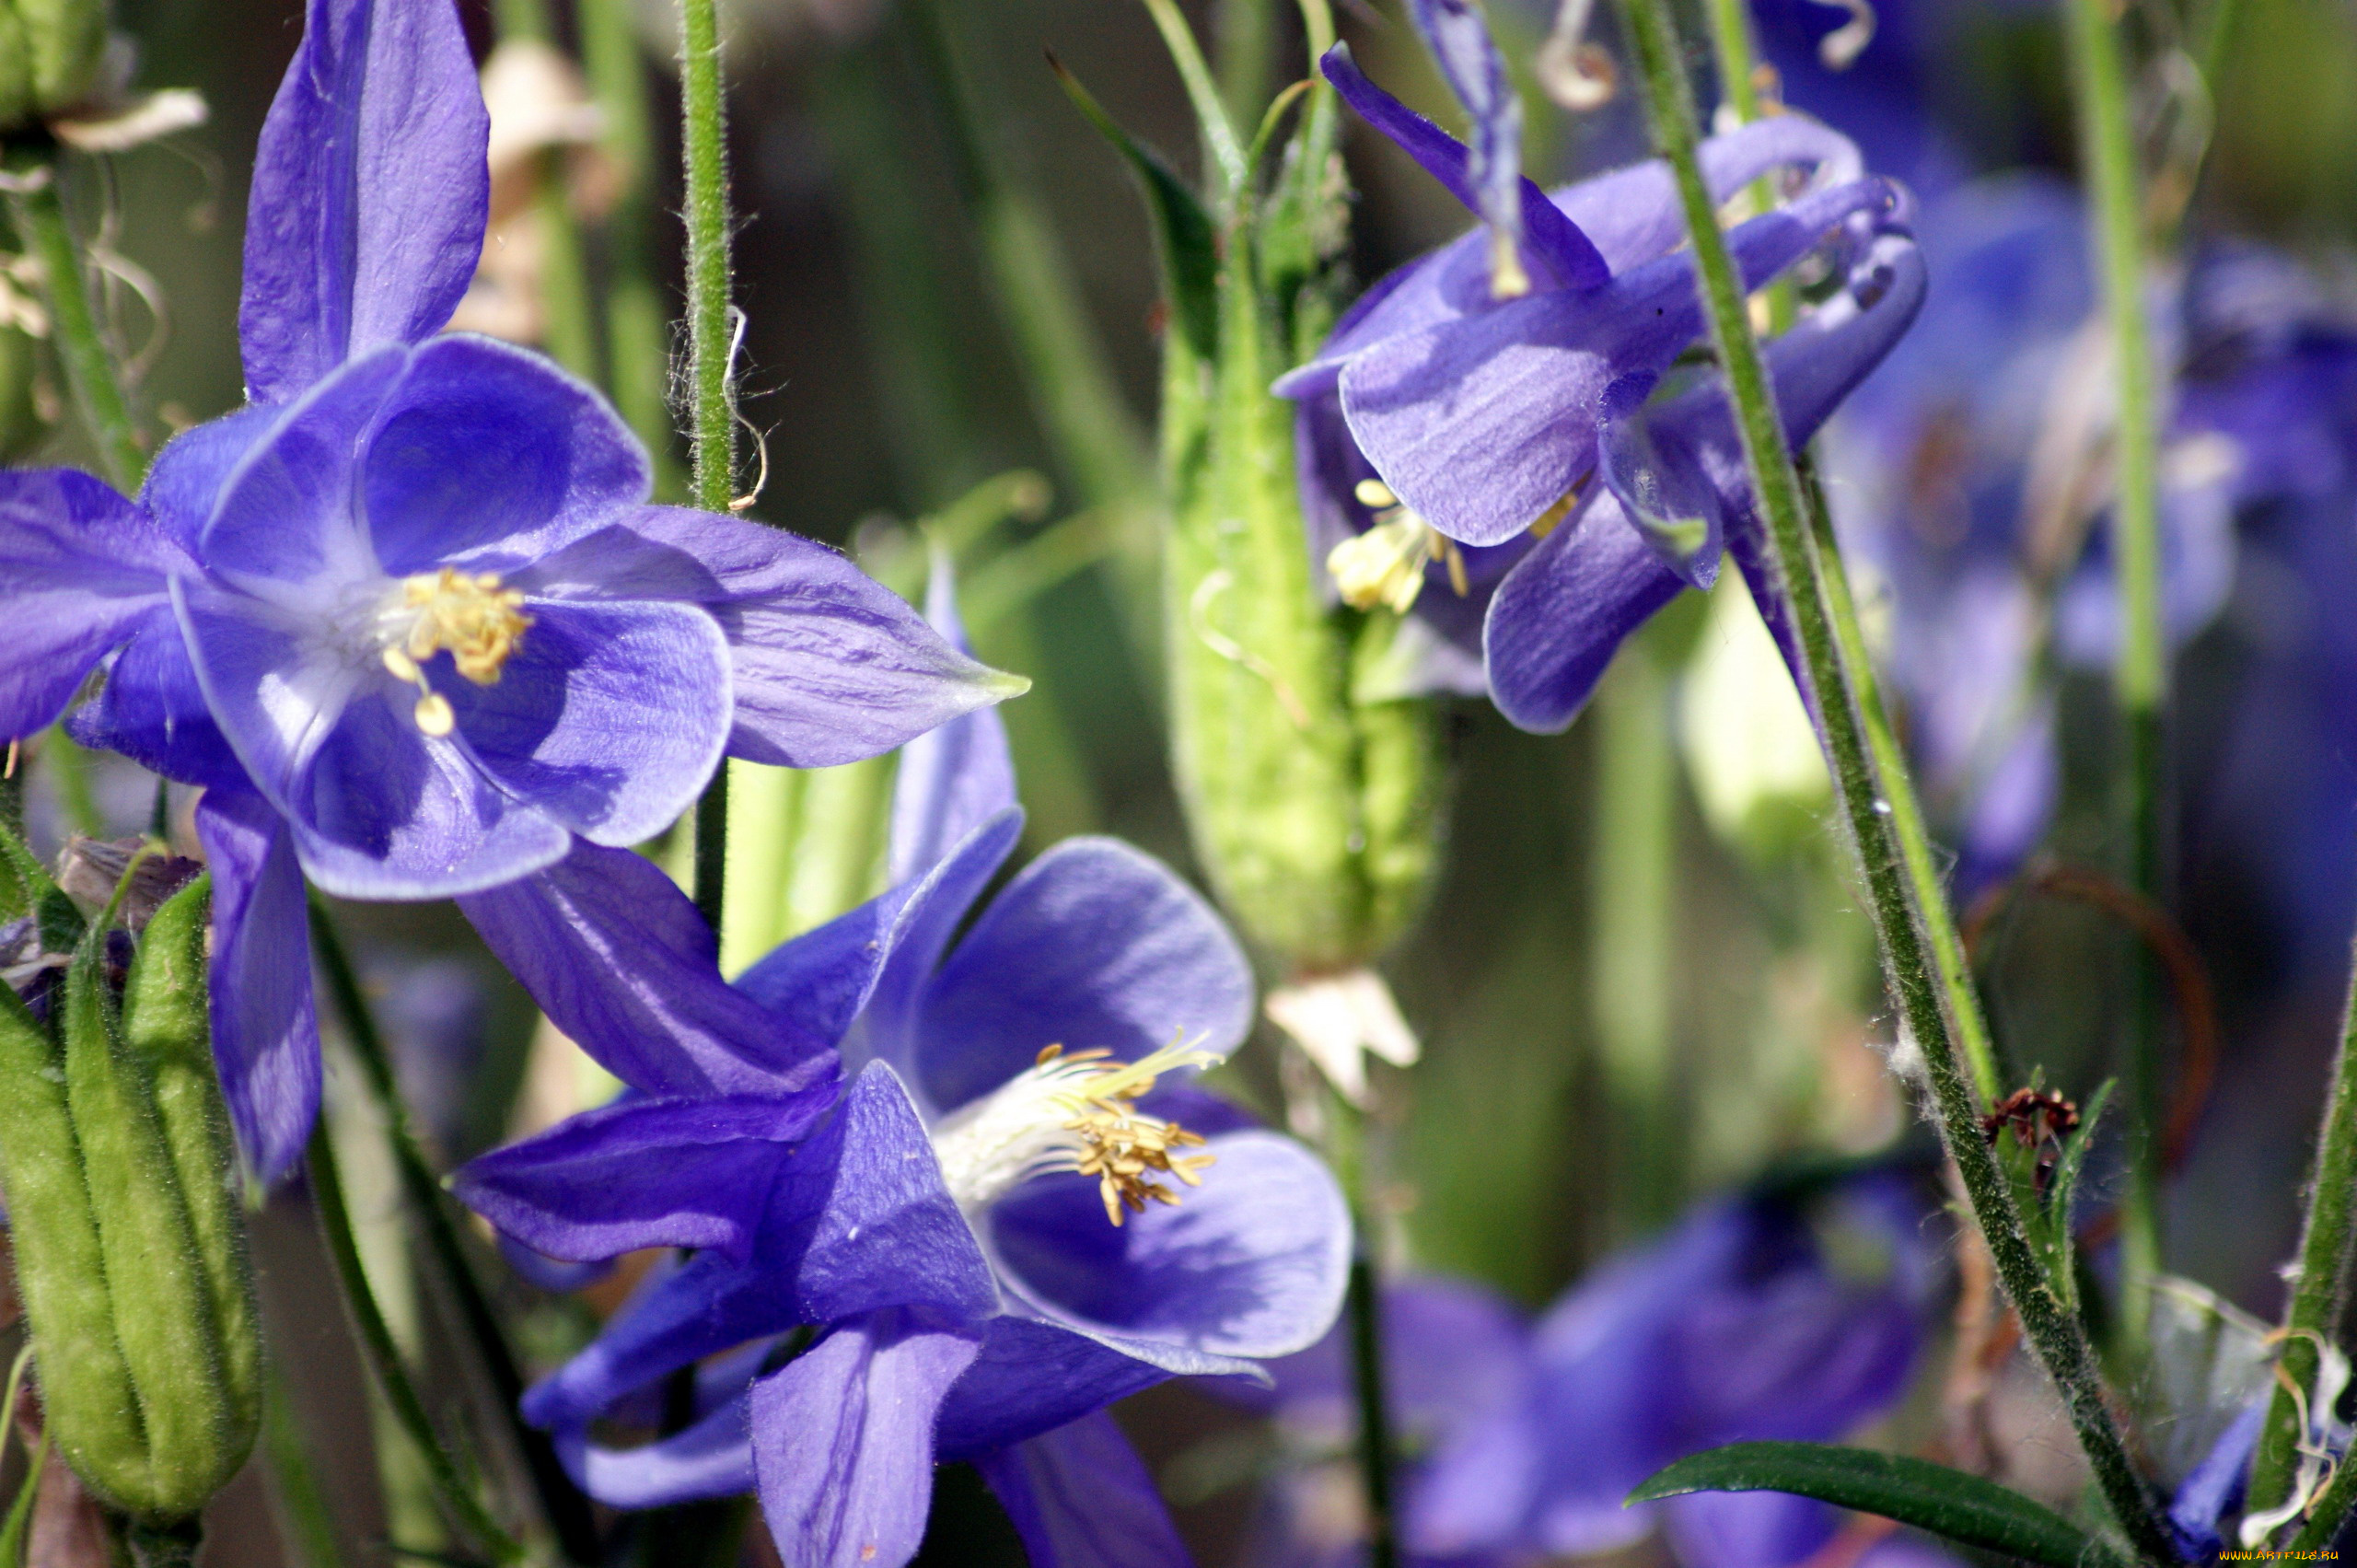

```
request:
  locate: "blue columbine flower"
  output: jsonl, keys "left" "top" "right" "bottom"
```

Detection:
{"left": 1399, "top": 1178, "right": 1942, "bottom": 1568}
{"left": 1279, "top": 41, "right": 1925, "bottom": 726}
{"left": 1820, "top": 175, "right": 2357, "bottom": 896}
{"left": 451, "top": 574, "right": 1352, "bottom": 1568}
{"left": 0, "top": 0, "right": 1015, "bottom": 1181}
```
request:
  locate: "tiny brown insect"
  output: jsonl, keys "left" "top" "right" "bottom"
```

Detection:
{"left": 1980, "top": 1087, "right": 2082, "bottom": 1148}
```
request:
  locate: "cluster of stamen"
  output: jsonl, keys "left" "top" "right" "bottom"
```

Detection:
{"left": 377, "top": 567, "right": 532, "bottom": 737}
{"left": 1328, "top": 480, "right": 1469, "bottom": 614}
{"left": 927, "top": 1038, "right": 1221, "bottom": 1227}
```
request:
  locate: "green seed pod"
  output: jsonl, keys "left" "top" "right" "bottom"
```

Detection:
{"left": 1154, "top": 86, "right": 1441, "bottom": 975}
{"left": 0, "top": 851, "right": 261, "bottom": 1525}
{"left": 5, "top": 0, "right": 109, "bottom": 123}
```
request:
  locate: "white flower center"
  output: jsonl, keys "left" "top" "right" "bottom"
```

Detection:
{"left": 928, "top": 1040, "right": 1222, "bottom": 1227}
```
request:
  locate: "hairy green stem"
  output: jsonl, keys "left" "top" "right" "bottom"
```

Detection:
{"left": 3, "top": 148, "right": 143, "bottom": 489}
{"left": 306, "top": 1121, "right": 519, "bottom": 1562}
{"left": 677, "top": 0, "right": 737, "bottom": 935}
{"left": 1611, "top": 0, "right": 2176, "bottom": 1557}
{"left": 2064, "top": 0, "right": 2168, "bottom": 1328}
{"left": 677, "top": 0, "right": 737, "bottom": 517}
{"left": 2249, "top": 930, "right": 2357, "bottom": 1520}
{"left": 308, "top": 899, "right": 599, "bottom": 1562}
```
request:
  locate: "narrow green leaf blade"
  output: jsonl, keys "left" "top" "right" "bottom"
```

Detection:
{"left": 1629, "top": 1443, "right": 2133, "bottom": 1568}
{"left": 1049, "top": 53, "right": 1220, "bottom": 361}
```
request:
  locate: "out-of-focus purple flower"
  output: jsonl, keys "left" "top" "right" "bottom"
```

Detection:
{"left": 1403, "top": 1179, "right": 1943, "bottom": 1568}
{"left": 1280, "top": 40, "right": 1923, "bottom": 723}
{"left": 453, "top": 577, "right": 1350, "bottom": 1568}
{"left": 0, "top": 0, "right": 1015, "bottom": 1183}
{"left": 1823, "top": 176, "right": 2353, "bottom": 897}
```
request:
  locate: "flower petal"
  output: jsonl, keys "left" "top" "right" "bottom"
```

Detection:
{"left": 1664, "top": 1491, "right": 1842, "bottom": 1568}
{"left": 911, "top": 837, "right": 1253, "bottom": 1116}
{"left": 516, "top": 505, "right": 1026, "bottom": 768}
{"left": 988, "top": 1130, "right": 1352, "bottom": 1361}
{"left": 1598, "top": 374, "right": 1728, "bottom": 589}
{"left": 458, "top": 842, "right": 833, "bottom": 1098}
{"left": 0, "top": 470, "right": 184, "bottom": 741}
{"left": 362, "top": 334, "right": 649, "bottom": 573}
{"left": 1562, "top": 114, "right": 1864, "bottom": 273}
{"left": 567, "top": 1392, "right": 757, "bottom": 1509}
{"left": 192, "top": 786, "right": 320, "bottom": 1186}
{"left": 453, "top": 1093, "right": 823, "bottom": 1263}
{"left": 889, "top": 560, "right": 1017, "bottom": 883}
{"left": 786, "top": 1063, "right": 998, "bottom": 1325}
{"left": 1339, "top": 178, "right": 1901, "bottom": 546}
{"left": 1319, "top": 45, "right": 1606, "bottom": 293}
{"left": 201, "top": 344, "right": 408, "bottom": 587}
{"left": 935, "top": 1318, "right": 1198, "bottom": 1461}
{"left": 239, "top": 0, "right": 489, "bottom": 403}
{"left": 436, "top": 597, "right": 729, "bottom": 848}
{"left": 176, "top": 573, "right": 575, "bottom": 898}
{"left": 67, "top": 608, "right": 243, "bottom": 790}
{"left": 750, "top": 1309, "right": 983, "bottom": 1568}
{"left": 138, "top": 405, "right": 280, "bottom": 551}
{"left": 975, "top": 1411, "right": 1194, "bottom": 1568}
{"left": 853, "top": 808, "right": 1026, "bottom": 1091}
{"left": 1481, "top": 494, "right": 1686, "bottom": 734}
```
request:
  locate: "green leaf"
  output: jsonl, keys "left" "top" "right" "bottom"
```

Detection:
{"left": 1049, "top": 53, "right": 1219, "bottom": 362}
{"left": 1629, "top": 1442, "right": 2135, "bottom": 1568}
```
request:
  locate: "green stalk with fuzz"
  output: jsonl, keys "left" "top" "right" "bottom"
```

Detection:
{"left": 2247, "top": 931, "right": 2357, "bottom": 1523}
{"left": 1610, "top": 0, "right": 2176, "bottom": 1556}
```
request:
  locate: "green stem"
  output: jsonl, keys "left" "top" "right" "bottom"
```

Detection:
{"left": 2248, "top": 930, "right": 2357, "bottom": 1521}
{"left": 122, "top": 1518, "right": 203, "bottom": 1568}
{"left": 2, "top": 147, "right": 143, "bottom": 490}
{"left": 2064, "top": 0, "right": 2168, "bottom": 1338}
{"left": 1800, "top": 465, "right": 2004, "bottom": 1101}
{"left": 1346, "top": 1254, "right": 1400, "bottom": 1568}
{"left": 1610, "top": 1, "right": 2176, "bottom": 1559}
{"left": 261, "top": 1365, "right": 349, "bottom": 1568}
{"left": 43, "top": 724, "right": 102, "bottom": 838}
{"left": 1588, "top": 638, "right": 1682, "bottom": 1243}
{"left": 677, "top": 0, "right": 737, "bottom": 517}
{"left": 677, "top": 0, "right": 737, "bottom": 934}
{"left": 1213, "top": 0, "right": 1277, "bottom": 127}
{"left": 306, "top": 1121, "right": 520, "bottom": 1563}
{"left": 308, "top": 898, "right": 600, "bottom": 1563}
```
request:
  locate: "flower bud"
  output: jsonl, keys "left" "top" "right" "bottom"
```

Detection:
{"left": 0, "top": 0, "right": 110, "bottom": 128}
{"left": 0, "top": 836, "right": 261, "bottom": 1524}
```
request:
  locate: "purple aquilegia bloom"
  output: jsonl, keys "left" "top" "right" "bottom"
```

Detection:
{"left": 453, "top": 577, "right": 1351, "bottom": 1568}
{"left": 1402, "top": 1178, "right": 1943, "bottom": 1568}
{"left": 1822, "top": 176, "right": 2345, "bottom": 893}
{"left": 1280, "top": 42, "right": 1925, "bottom": 724}
{"left": 0, "top": 0, "right": 1011, "bottom": 1181}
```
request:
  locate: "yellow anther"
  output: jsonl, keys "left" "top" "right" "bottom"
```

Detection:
{"left": 1329, "top": 515, "right": 1442, "bottom": 614}
{"left": 1353, "top": 478, "right": 1399, "bottom": 510}
{"left": 401, "top": 566, "right": 532, "bottom": 686}
{"left": 1040, "top": 1038, "right": 1221, "bottom": 1227}
{"left": 412, "top": 691, "right": 455, "bottom": 738}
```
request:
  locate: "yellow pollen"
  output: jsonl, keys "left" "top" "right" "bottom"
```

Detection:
{"left": 1353, "top": 478, "right": 1399, "bottom": 509}
{"left": 1036, "top": 1040, "right": 1220, "bottom": 1227}
{"left": 401, "top": 567, "right": 532, "bottom": 686}
{"left": 1329, "top": 513, "right": 1466, "bottom": 614}
{"left": 412, "top": 691, "right": 455, "bottom": 737}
